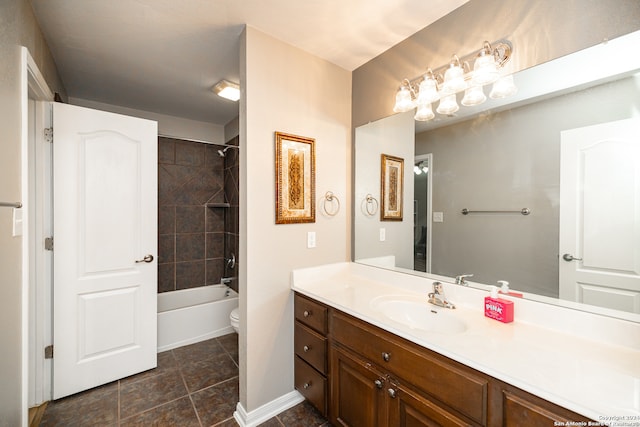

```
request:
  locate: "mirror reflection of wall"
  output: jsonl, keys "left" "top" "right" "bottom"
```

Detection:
{"left": 354, "top": 111, "right": 415, "bottom": 269}
{"left": 415, "top": 72, "right": 640, "bottom": 298}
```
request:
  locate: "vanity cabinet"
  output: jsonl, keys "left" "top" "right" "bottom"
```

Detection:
{"left": 294, "top": 293, "right": 328, "bottom": 415}
{"left": 293, "top": 292, "right": 593, "bottom": 426}
{"left": 331, "top": 343, "right": 472, "bottom": 427}
{"left": 331, "top": 310, "right": 486, "bottom": 427}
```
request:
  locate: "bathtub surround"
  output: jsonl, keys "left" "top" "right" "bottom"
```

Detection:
{"left": 158, "top": 136, "right": 240, "bottom": 293}
{"left": 223, "top": 136, "right": 240, "bottom": 293}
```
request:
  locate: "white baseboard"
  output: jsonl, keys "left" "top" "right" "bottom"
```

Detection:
{"left": 233, "top": 390, "right": 304, "bottom": 427}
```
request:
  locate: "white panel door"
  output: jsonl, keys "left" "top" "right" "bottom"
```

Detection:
{"left": 559, "top": 118, "right": 640, "bottom": 313}
{"left": 53, "top": 103, "right": 157, "bottom": 399}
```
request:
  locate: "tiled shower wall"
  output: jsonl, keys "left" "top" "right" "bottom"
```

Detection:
{"left": 157, "top": 136, "right": 239, "bottom": 293}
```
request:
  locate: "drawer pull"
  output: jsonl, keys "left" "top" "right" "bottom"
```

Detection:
{"left": 303, "top": 381, "right": 311, "bottom": 389}
{"left": 303, "top": 345, "right": 310, "bottom": 352}
{"left": 388, "top": 388, "right": 397, "bottom": 398}
{"left": 374, "top": 379, "right": 383, "bottom": 389}
{"left": 303, "top": 310, "right": 311, "bottom": 317}
{"left": 382, "top": 352, "right": 391, "bottom": 362}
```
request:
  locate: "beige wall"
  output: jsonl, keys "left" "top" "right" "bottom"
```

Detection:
{"left": 352, "top": 0, "right": 640, "bottom": 128}
{"left": 0, "top": 0, "right": 66, "bottom": 424}
{"left": 240, "top": 26, "right": 351, "bottom": 412}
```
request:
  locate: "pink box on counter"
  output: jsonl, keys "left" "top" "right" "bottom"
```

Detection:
{"left": 484, "top": 296, "right": 514, "bottom": 323}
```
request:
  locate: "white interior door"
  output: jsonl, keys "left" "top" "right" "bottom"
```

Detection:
{"left": 559, "top": 117, "right": 640, "bottom": 313}
{"left": 53, "top": 103, "right": 158, "bottom": 399}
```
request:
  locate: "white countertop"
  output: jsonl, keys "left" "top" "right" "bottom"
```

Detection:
{"left": 291, "top": 262, "right": 640, "bottom": 424}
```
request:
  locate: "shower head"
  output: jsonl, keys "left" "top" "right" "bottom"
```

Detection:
{"left": 217, "top": 146, "right": 232, "bottom": 157}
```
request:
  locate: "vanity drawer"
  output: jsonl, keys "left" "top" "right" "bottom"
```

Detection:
{"left": 295, "top": 355, "right": 327, "bottom": 416}
{"left": 331, "top": 311, "right": 488, "bottom": 425}
{"left": 294, "top": 293, "right": 328, "bottom": 334}
{"left": 295, "top": 322, "right": 327, "bottom": 374}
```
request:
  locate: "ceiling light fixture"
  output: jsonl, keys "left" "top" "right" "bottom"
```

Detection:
{"left": 393, "top": 40, "right": 516, "bottom": 122}
{"left": 212, "top": 79, "right": 240, "bottom": 101}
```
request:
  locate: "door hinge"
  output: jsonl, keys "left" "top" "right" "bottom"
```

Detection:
{"left": 44, "top": 237, "right": 53, "bottom": 251}
{"left": 44, "top": 345, "right": 53, "bottom": 359}
{"left": 44, "top": 128, "right": 53, "bottom": 143}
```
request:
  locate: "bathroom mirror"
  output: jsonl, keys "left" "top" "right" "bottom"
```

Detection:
{"left": 354, "top": 30, "right": 640, "bottom": 322}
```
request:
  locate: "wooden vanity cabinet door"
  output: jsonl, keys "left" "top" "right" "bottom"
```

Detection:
{"left": 501, "top": 388, "right": 593, "bottom": 427}
{"left": 330, "top": 344, "right": 387, "bottom": 427}
{"left": 389, "top": 382, "right": 476, "bottom": 427}
{"left": 332, "top": 310, "right": 488, "bottom": 425}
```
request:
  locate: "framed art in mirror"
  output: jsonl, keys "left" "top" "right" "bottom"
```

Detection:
{"left": 275, "top": 131, "right": 316, "bottom": 224}
{"left": 380, "top": 153, "right": 404, "bottom": 221}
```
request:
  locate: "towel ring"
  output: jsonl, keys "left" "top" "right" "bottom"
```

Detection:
{"left": 323, "top": 191, "right": 340, "bottom": 216}
{"left": 365, "top": 194, "right": 378, "bottom": 216}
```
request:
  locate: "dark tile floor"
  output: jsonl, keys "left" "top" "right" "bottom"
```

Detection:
{"left": 40, "top": 333, "right": 329, "bottom": 426}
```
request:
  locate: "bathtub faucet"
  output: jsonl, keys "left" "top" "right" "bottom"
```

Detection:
{"left": 221, "top": 277, "right": 233, "bottom": 285}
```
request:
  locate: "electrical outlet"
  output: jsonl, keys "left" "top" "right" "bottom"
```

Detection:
{"left": 307, "top": 231, "right": 316, "bottom": 248}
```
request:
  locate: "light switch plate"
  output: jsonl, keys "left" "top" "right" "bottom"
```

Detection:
{"left": 433, "top": 212, "right": 444, "bottom": 223}
{"left": 379, "top": 228, "right": 386, "bottom": 241}
{"left": 307, "top": 231, "right": 316, "bottom": 248}
{"left": 12, "top": 208, "right": 23, "bottom": 237}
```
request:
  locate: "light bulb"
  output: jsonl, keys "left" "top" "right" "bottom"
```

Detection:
{"left": 417, "top": 77, "right": 439, "bottom": 105}
{"left": 442, "top": 61, "right": 466, "bottom": 94}
{"left": 436, "top": 94, "right": 459, "bottom": 115}
{"left": 461, "top": 85, "right": 486, "bottom": 106}
{"left": 414, "top": 103, "right": 435, "bottom": 121}
{"left": 472, "top": 53, "right": 499, "bottom": 85}
{"left": 393, "top": 85, "right": 415, "bottom": 112}
{"left": 489, "top": 74, "right": 517, "bottom": 99}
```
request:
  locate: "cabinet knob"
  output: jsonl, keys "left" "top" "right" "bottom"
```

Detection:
{"left": 303, "top": 345, "right": 310, "bottom": 352}
{"left": 374, "top": 379, "right": 383, "bottom": 389}
{"left": 303, "top": 381, "right": 311, "bottom": 389}
{"left": 382, "top": 352, "right": 391, "bottom": 362}
{"left": 388, "top": 388, "right": 397, "bottom": 398}
{"left": 303, "top": 310, "right": 311, "bottom": 317}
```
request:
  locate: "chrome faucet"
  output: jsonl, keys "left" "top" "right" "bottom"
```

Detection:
{"left": 455, "top": 274, "right": 474, "bottom": 286}
{"left": 428, "top": 281, "right": 455, "bottom": 309}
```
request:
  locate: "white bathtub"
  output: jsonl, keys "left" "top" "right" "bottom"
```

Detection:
{"left": 157, "top": 284, "right": 238, "bottom": 352}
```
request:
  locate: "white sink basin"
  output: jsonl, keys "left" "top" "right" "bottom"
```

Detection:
{"left": 371, "top": 295, "right": 467, "bottom": 334}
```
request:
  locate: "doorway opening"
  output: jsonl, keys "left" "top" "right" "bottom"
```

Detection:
{"left": 413, "top": 153, "right": 432, "bottom": 273}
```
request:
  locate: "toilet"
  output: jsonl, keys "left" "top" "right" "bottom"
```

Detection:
{"left": 230, "top": 307, "right": 240, "bottom": 334}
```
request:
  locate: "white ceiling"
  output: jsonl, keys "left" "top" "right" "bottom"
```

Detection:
{"left": 31, "top": 0, "right": 468, "bottom": 125}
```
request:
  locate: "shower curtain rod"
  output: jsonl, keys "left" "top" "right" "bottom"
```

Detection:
{"left": 157, "top": 133, "right": 239, "bottom": 148}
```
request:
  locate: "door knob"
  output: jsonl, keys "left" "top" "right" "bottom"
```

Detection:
{"left": 387, "top": 388, "right": 397, "bottom": 398}
{"left": 562, "top": 253, "right": 582, "bottom": 262}
{"left": 374, "top": 379, "right": 383, "bottom": 389}
{"left": 135, "top": 254, "right": 154, "bottom": 263}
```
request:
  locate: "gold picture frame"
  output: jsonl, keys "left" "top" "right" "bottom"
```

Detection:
{"left": 275, "top": 132, "right": 316, "bottom": 224}
{"left": 380, "top": 154, "right": 404, "bottom": 221}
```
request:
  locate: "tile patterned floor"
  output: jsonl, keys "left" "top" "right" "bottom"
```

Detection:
{"left": 39, "top": 333, "right": 329, "bottom": 426}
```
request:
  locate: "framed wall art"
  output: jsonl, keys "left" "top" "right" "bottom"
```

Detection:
{"left": 275, "top": 132, "right": 316, "bottom": 224}
{"left": 380, "top": 153, "right": 404, "bottom": 221}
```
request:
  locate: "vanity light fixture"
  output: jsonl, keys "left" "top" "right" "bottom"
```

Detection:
{"left": 212, "top": 79, "right": 240, "bottom": 101}
{"left": 414, "top": 161, "right": 429, "bottom": 175}
{"left": 393, "top": 40, "right": 516, "bottom": 121}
